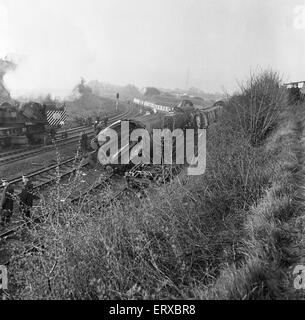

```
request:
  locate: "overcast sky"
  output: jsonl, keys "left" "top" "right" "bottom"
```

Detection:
{"left": 0, "top": 0, "right": 304, "bottom": 98}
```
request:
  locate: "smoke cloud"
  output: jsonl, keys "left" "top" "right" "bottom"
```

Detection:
{"left": 1, "top": 0, "right": 98, "bottom": 100}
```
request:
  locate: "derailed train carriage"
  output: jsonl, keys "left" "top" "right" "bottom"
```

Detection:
{"left": 0, "top": 101, "right": 65, "bottom": 149}
{"left": 89, "top": 98, "right": 224, "bottom": 176}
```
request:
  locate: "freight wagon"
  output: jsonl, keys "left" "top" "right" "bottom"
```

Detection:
{"left": 0, "top": 101, "right": 66, "bottom": 150}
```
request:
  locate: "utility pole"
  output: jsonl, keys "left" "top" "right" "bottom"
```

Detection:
{"left": 116, "top": 93, "right": 120, "bottom": 112}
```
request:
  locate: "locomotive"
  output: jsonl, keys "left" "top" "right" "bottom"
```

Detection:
{"left": 89, "top": 97, "right": 224, "bottom": 174}
{"left": 0, "top": 100, "right": 65, "bottom": 149}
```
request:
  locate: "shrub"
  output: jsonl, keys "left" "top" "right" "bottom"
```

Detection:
{"left": 228, "top": 70, "right": 287, "bottom": 146}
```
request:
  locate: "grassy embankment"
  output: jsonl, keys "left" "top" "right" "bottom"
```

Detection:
{"left": 8, "top": 70, "right": 305, "bottom": 300}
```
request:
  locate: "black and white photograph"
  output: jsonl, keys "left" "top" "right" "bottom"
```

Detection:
{"left": 0, "top": 0, "right": 305, "bottom": 304}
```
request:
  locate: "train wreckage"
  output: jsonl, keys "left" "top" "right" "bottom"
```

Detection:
{"left": 89, "top": 97, "right": 224, "bottom": 179}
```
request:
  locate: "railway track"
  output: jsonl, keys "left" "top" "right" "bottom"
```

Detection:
{"left": 0, "top": 125, "right": 90, "bottom": 158}
{"left": 0, "top": 129, "right": 93, "bottom": 166}
{"left": 0, "top": 153, "right": 95, "bottom": 240}
{"left": 0, "top": 169, "right": 120, "bottom": 240}
{"left": 0, "top": 157, "right": 85, "bottom": 194}
{"left": 56, "top": 124, "right": 90, "bottom": 137}
{"left": 0, "top": 162, "right": 184, "bottom": 240}
{"left": 0, "top": 106, "right": 135, "bottom": 166}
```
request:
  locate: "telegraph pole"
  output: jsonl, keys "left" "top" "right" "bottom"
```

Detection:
{"left": 116, "top": 93, "right": 120, "bottom": 112}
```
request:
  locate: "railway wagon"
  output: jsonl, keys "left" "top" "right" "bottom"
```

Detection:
{"left": 0, "top": 101, "right": 66, "bottom": 149}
